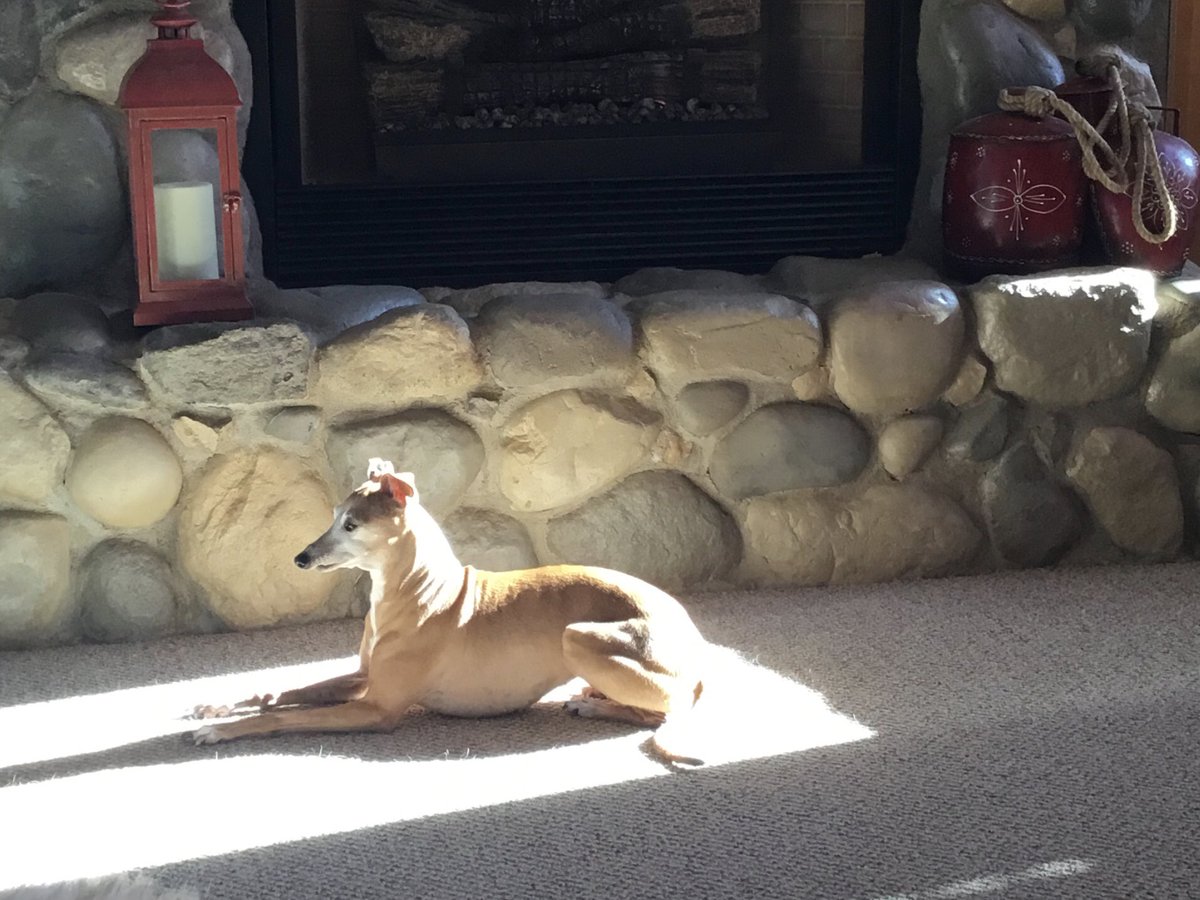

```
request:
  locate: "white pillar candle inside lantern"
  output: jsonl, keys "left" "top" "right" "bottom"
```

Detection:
{"left": 153, "top": 180, "right": 220, "bottom": 281}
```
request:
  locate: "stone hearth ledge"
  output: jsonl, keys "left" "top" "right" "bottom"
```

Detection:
{"left": 1, "top": 258, "right": 1198, "bottom": 648}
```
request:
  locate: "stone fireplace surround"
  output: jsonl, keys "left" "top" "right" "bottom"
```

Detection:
{"left": 0, "top": 0, "right": 1196, "bottom": 649}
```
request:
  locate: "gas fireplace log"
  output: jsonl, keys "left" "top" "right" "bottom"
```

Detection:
{"left": 365, "top": 63, "right": 446, "bottom": 128}
{"left": 694, "top": 48, "right": 761, "bottom": 104}
{"left": 462, "top": 52, "right": 687, "bottom": 110}
{"left": 364, "top": 0, "right": 515, "bottom": 63}
{"left": 521, "top": 0, "right": 761, "bottom": 59}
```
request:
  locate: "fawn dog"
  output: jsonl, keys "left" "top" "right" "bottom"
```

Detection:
{"left": 191, "top": 459, "right": 712, "bottom": 763}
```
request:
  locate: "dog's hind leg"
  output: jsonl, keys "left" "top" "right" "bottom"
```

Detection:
{"left": 192, "top": 697, "right": 401, "bottom": 745}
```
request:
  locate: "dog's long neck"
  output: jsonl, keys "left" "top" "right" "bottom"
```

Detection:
{"left": 370, "top": 504, "right": 466, "bottom": 626}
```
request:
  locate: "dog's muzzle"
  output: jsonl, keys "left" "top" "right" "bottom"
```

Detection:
{"left": 294, "top": 551, "right": 313, "bottom": 570}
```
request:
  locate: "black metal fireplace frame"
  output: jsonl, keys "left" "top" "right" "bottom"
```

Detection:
{"left": 234, "top": 0, "right": 922, "bottom": 288}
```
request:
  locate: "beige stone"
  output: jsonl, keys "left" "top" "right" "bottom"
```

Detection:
{"left": 499, "top": 391, "right": 662, "bottom": 512}
{"left": 827, "top": 280, "right": 964, "bottom": 416}
{"left": 878, "top": 415, "right": 943, "bottom": 479}
{"left": 1066, "top": 427, "right": 1183, "bottom": 557}
{"left": 615, "top": 267, "right": 761, "bottom": 296}
{"left": 178, "top": 450, "right": 342, "bottom": 629}
{"left": 675, "top": 380, "right": 748, "bottom": 436}
{"left": 638, "top": 290, "right": 822, "bottom": 391}
{"left": 742, "top": 484, "right": 981, "bottom": 585}
{"left": 1145, "top": 325, "right": 1200, "bottom": 434}
{"left": 1001, "top": 0, "right": 1066, "bottom": 22}
{"left": 172, "top": 415, "right": 224, "bottom": 455}
{"left": 0, "top": 373, "right": 70, "bottom": 504}
{"left": 439, "top": 281, "right": 608, "bottom": 319}
{"left": 316, "top": 304, "right": 482, "bottom": 411}
{"left": 67, "top": 418, "right": 183, "bottom": 529}
{"left": 791, "top": 366, "right": 829, "bottom": 402}
{"left": 971, "top": 268, "right": 1156, "bottom": 408}
{"left": 942, "top": 354, "right": 989, "bottom": 406}
{"left": 766, "top": 254, "right": 941, "bottom": 311}
{"left": 0, "top": 514, "right": 72, "bottom": 648}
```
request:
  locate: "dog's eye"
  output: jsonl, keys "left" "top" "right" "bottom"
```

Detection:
{"left": 343, "top": 520, "right": 357, "bottom": 533}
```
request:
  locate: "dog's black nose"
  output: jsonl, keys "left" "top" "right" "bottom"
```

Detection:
{"left": 294, "top": 552, "right": 311, "bottom": 570}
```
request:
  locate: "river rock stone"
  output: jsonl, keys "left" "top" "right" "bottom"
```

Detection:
{"left": 0, "top": 3, "right": 37, "bottom": 98}
{"left": 499, "top": 390, "right": 663, "bottom": 512}
{"left": 615, "top": 267, "right": 761, "bottom": 296}
{"left": 1066, "top": 426, "right": 1183, "bottom": 557}
{"left": 1144, "top": 325, "right": 1200, "bottom": 434}
{"left": 440, "top": 281, "right": 608, "bottom": 319}
{"left": 0, "top": 374, "right": 71, "bottom": 504}
{"left": 140, "top": 321, "right": 313, "bottom": 406}
{"left": 971, "top": 268, "right": 1155, "bottom": 408}
{"left": 942, "top": 353, "right": 989, "bottom": 406}
{"left": 327, "top": 410, "right": 484, "bottom": 515}
{"left": 637, "top": 290, "right": 822, "bottom": 391}
{"left": 0, "top": 514, "right": 72, "bottom": 649}
{"left": 709, "top": 403, "right": 871, "bottom": 499}
{"left": 251, "top": 283, "right": 425, "bottom": 344}
{"left": 442, "top": 508, "right": 539, "bottom": 571}
{"left": 316, "top": 304, "right": 482, "bottom": 411}
{"left": 945, "top": 391, "right": 1011, "bottom": 462}
{"left": 0, "top": 335, "right": 29, "bottom": 370}
{"left": 546, "top": 471, "right": 741, "bottom": 590}
{"left": 11, "top": 292, "right": 113, "bottom": 356}
{"left": 79, "top": 540, "right": 178, "bottom": 643}
{"left": 983, "top": 443, "right": 1083, "bottom": 567}
{"left": 22, "top": 353, "right": 149, "bottom": 410}
{"left": 674, "top": 380, "right": 749, "bottom": 436}
{"left": 474, "top": 293, "right": 634, "bottom": 388}
{"left": 879, "top": 415, "right": 943, "bottom": 479}
{"left": 742, "top": 484, "right": 982, "bottom": 585}
{"left": 1153, "top": 271, "right": 1200, "bottom": 339}
{"left": 827, "top": 280, "right": 964, "bottom": 416}
{"left": 765, "top": 254, "right": 941, "bottom": 311}
{"left": 265, "top": 406, "right": 322, "bottom": 444}
{"left": 0, "top": 91, "right": 125, "bottom": 297}
{"left": 67, "top": 418, "right": 183, "bottom": 529}
{"left": 172, "top": 414, "right": 225, "bottom": 456}
{"left": 1073, "top": 0, "right": 1152, "bottom": 38}
{"left": 1002, "top": 0, "right": 1066, "bottom": 21}
{"left": 178, "top": 450, "right": 342, "bottom": 629}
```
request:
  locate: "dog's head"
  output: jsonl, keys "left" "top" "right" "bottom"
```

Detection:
{"left": 294, "top": 458, "right": 419, "bottom": 572}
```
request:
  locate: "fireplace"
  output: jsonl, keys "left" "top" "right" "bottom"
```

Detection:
{"left": 234, "top": 0, "right": 920, "bottom": 287}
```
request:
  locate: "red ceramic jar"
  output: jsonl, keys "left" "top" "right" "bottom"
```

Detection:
{"left": 943, "top": 110, "right": 1086, "bottom": 280}
{"left": 1091, "top": 129, "right": 1199, "bottom": 276}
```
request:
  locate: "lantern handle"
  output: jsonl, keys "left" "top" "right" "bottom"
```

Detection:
{"left": 222, "top": 191, "right": 242, "bottom": 214}
{"left": 152, "top": 0, "right": 197, "bottom": 40}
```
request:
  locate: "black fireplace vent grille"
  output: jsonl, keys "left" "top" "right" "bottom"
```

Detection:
{"left": 270, "top": 169, "right": 903, "bottom": 288}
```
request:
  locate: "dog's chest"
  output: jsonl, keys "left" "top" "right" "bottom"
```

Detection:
{"left": 417, "top": 638, "right": 570, "bottom": 717}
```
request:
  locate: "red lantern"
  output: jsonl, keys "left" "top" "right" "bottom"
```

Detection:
{"left": 1091, "top": 128, "right": 1199, "bottom": 277}
{"left": 118, "top": 0, "right": 252, "bottom": 327}
{"left": 943, "top": 110, "right": 1087, "bottom": 280}
{"left": 1054, "top": 75, "right": 1115, "bottom": 133}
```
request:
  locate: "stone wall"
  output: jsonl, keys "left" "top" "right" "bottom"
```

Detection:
{"left": 1, "top": 259, "right": 1198, "bottom": 648}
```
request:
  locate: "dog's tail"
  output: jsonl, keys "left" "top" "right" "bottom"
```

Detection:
{"left": 650, "top": 679, "right": 707, "bottom": 766}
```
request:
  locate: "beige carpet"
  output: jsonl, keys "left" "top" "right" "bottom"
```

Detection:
{"left": 2, "top": 562, "right": 1199, "bottom": 899}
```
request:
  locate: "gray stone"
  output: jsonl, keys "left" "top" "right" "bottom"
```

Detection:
{"left": 499, "top": 390, "right": 664, "bottom": 512}
{"left": 442, "top": 508, "right": 540, "bottom": 571}
{"left": 709, "top": 403, "right": 871, "bottom": 499}
{"left": 1073, "top": 0, "right": 1152, "bottom": 39}
{"left": 11, "top": 292, "right": 113, "bottom": 356}
{"left": 265, "top": 406, "right": 322, "bottom": 444}
{"left": 441, "top": 281, "right": 608, "bottom": 319}
{"left": 0, "top": 2, "right": 38, "bottom": 98}
{"left": 1001, "top": 0, "right": 1066, "bottom": 21}
{"left": 546, "top": 471, "right": 741, "bottom": 591}
{"left": 0, "top": 513, "right": 72, "bottom": 649}
{"left": 67, "top": 418, "right": 183, "bottom": 529}
{"left": 178, "top": 449, "right": 343, "bottom": 629}
{"left": 742, "top": 484, "right": 982, "bottom": 585}
{"left": 982, "top": 443, "right": 1083, "bottom": 567}
{"left": 327, "top": 410, "right": 485, "bottom": 516}
{"left": 474, "top": 293, "right": 635, "bottom": 388}
{"left": 251, "top": 283, "right": 424, "bottom": 344}
{"left": 827, "top": 280, "right": 965, "bottom": 416}
{"left": 637, "top": 290, "right": 822, "bottom": 391}
{"left": 765, "top": 254, "right": 940, "bottom": 312}
{"left": 674, "top": 380, "right": 749, "bottom": 436}
{"left": 1066, "top": 426, "right": 1184, "bottom": 558}
{"left": 908, "top": 0, "right": 1064, "bottom": 261}
{"left": 140, "top": 321, "right": 314, "bottom": 406}
{"left": 0, "top": 335, "right": 30, "bottom": 370}
{"left": 1154, "top": 272, "right": 1200, "bottom": 339}
{"left": 53, "top": 13, "right": 155, "bottom": 106}
{"left": 946, "top": 391, "right": 1011, "bottom": 462}
{"left": 79, "top": 540, "right": 178, "bottom": 643}
{"left": 316, "top": 304, "right": 483, "bottom": 412}
{"left": 942, "top": 353, "right": 989, "bottom": 406}
{"left": 971, "top": 268, "right": 1156, "bottom": 408}
{"left": 22, "top": 353, "right": 149, "bottom": 411}
{"left": 878, "top": 415, "right": 943, "bottom": 479}
{"left": 615, "top": 267, "right": 761, "bottom": 297}
{"left": 0, "top": 91, "right": 125, "bottom": 297}
{"left": 1145, "top": 325, "right": 1200, "bottom": 434}
{"left": 0, "top": 373, "right": 71, "bottom": 505}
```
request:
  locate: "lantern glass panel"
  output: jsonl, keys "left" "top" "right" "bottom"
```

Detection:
{"left": 150, "top": 127, "right": 225, "bottom": 282}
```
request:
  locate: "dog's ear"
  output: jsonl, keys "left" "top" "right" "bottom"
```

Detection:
{"left": 377, "top": 471, "right": 418, "bottom": 507}
{"left": 367, "top": 457, "right": 396, "bottom": 480}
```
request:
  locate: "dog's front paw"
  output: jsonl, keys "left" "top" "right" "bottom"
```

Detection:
{"left": 190, "top": 704, "right": 231, "bottom": 720}
{"left": 191, "top": 724, "right": 228, "bottom": 746}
